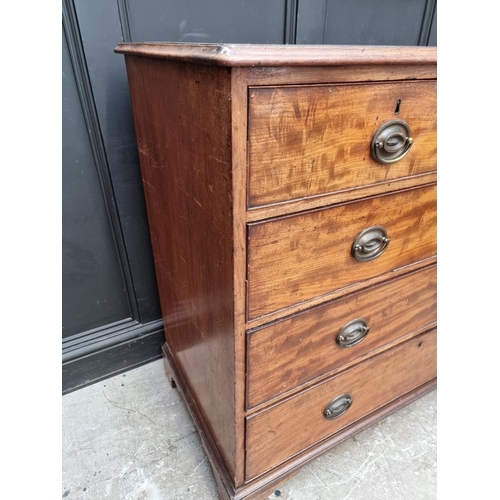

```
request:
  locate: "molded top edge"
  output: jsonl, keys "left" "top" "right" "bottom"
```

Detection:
{"left": 114, "top": 42, "right": 437, "bottom": 67}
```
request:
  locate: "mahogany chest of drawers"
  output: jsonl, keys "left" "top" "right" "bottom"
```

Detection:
{"left": 115, "top": 43, "right": 437, "bottom": 500}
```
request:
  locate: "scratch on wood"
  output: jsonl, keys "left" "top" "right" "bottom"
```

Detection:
{"left": 142, "top": 179, "right": 157, "bottom": 192}
{"left": 177, "top": 112, "right": 210, "bottom": 133}
{"left": 208, "top": 155, "right": 229, "bottom": 165}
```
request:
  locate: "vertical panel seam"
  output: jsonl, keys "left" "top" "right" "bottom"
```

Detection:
{"left": 321, "top": 0, "right": 329, "bottom": 44}
{"left": 418, "top": 0, "right": 437, "bottom": 46}
{"left": 62, "top": 0, "right": 140, "bottom": 322}
{"left": 284, "top": 0, "right": 299, "bottom": 44}
{"left": 116, "top": 0, "right": 133, "bottom": 42}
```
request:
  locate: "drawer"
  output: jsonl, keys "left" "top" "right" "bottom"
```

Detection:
{"left": 247, "top": 184, "right": 436, "bottom": 320}
{"left": 248, "top": 81, "right": 437, "bottom": 207}
{"left": 245, "top": 329, "right": 437, "bottom": 480}
{"left": 247, "top": 265, "right": 436, "bottom": 409}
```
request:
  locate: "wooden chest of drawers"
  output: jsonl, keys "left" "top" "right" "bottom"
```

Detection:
{"left": 115, "top": 43, "right": 437, "bottom": 500}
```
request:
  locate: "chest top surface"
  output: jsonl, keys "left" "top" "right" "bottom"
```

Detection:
{"left": 115, "top": 42, "right": 437, "bottom": 67}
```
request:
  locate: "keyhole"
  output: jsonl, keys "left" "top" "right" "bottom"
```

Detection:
{"left": 395, "top": 99, "right": 402, "bottom": 114}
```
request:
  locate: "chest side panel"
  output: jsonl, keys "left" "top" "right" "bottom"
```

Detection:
{"left": 124, "top": 56, "right": 237, "bottom": 477}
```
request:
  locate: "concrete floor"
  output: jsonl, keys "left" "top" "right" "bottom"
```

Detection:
{"left": 62, "top": 359, "right": 437, "bottom": 500}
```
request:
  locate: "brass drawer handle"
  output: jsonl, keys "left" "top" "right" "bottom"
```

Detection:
{"left": 371, "top": 119, "right": 413, "bottom": 164}
{"left": 337, "top": 318, "right": 370, "bottom": 348}
{"left": 352, "top": 225, "right": 390, "bottom": 262}
{"left": 324, "top": 394, "right": 353, "bottom": 420}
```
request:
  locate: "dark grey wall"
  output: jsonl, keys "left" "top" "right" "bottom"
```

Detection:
{"left": 62, "top": 28, "right": 131, "bottom": 338}
{"left": 126, "top": 0, "right": 288, "bottom": 43}
{"left": 62, "top": 0, "right": 437, "bottom": 393}
{"left": 297, "top": 0, "right": 436, "bottom": 45}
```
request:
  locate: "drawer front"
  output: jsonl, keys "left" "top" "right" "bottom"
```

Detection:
{"left": 246, "top": 330, "right": 437, "bottom": 480}
{"left": 247, "top": 265, "right": 436, "bottom": 409}
{"left": 248, "top": 81, "right": 436, "bottom": 207}
{"left": 247, "top": 184, "right": 436, "bottom": 320}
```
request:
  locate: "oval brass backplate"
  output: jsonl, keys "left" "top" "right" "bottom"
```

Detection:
{"left": 324, "top": 394, "right": 353, "bottom": 420}
{"left": 371, "top": 119, "right": 413, "bottom": 164}
{"left": 352, "top": 226, "right": 390, "bottom": 262}
{"left": 337, "top": 318, "right": 370, "bottom": 348}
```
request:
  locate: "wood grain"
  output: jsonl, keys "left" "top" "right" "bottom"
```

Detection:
{"left": 245, "top": 257, "right": 436, "bottom": 330}
{"left": 241, "top": 377, "right": 436, "bottom": 496}
{"left": 230, "top": 67, "right": 250, "bottom": 487}
{"left": 244, "top": 64, "right": 437, "bottom": 86}
{"left": 246, "top": 172, "right": 437, "bottom": 222}
{"left": 248, "top": 81, "right": 436, "bottom": 207}
{"left": 115, "top": 43, "right": 436, "bottom": 68}
{"left": 124, "top": 56, "right": 238, "bottom": 478}
{"left": 118, "top": 44, "right": 438, "bottom": 500}
{"left": 247, "top": 184, "right": 437, "bottom": 320}
{"left": 247, "top": 265, "right": 436, "bottom": 409}
{"left": 246, "top": 330, "right": 437, "bottom": 480}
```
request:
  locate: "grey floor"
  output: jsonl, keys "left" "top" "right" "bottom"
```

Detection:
{"left": 62, "top": 359, "right": 437, "bottom": 500}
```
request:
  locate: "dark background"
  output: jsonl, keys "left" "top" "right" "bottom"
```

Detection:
{"left": 62, "top": 0, "right": 437, "bottom": 393}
